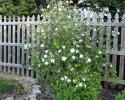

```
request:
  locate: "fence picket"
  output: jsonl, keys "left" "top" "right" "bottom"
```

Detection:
{"left": 92, "top": 12, "right": 97, "bottom": 46}
{"left": 106, "top": 13, "right": 112, "bottom": 50}
{"left": 0, "top": 16, "right": 2, "bottom": 71}
{"left": 21, "top": 16, "right": 26, "bottom": 68}
{"left": 112, "top": 13, "right": 119, "bottom": 70}
{"left": 26, "top": 16, "right": 30, "bottom": 67}
{"left": 17, "top": 16, "right": 21, "bottom": 75}
{"left": 12, "top": 17, "right": 16, "bottom": 64}
{"left": 3, "top": 16, "right": 7, "bottom": 72}
{"left": 99, "top": 13, "right": 104, "bottom": 48}
{"left": 8, "top": 17, "right": 11, "bottom": 63}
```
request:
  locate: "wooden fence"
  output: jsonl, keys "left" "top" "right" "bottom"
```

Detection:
{"left": 0, "top": 11, "right": 125, "bottom": 80}
{"left": 0, "top": 15, "right": 42, "bottom": 77}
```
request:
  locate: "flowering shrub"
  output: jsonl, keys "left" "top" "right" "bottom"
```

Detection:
{"left": 31, "top": 1, "right": 116, "bottom": 100}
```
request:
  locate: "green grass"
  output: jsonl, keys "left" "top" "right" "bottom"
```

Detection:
{"left": 0, "top": 77, "right": 16, "bottom": 94}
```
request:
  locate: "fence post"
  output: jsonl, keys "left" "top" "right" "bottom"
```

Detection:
{"left": 0, "top": 15, "right": 2, "bottom": 72}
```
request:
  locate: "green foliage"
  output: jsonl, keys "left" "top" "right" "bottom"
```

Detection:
{"left": 30, "top": 1, "right": 116, "bottom": 100}
{"left": 0, "top": 77, "right": 15, "bottom": 93}
{"left": 84, "top": 0, "right": 125, "bottom": 12}
{"left": 0, "top": 0, "right": 41, "bottom": 16}
{"left": 115, "top": 90, "right": 125, "bottom": 100}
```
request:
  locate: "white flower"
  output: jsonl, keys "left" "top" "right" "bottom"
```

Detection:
{"left": 70, "top": 68, "right": 74, "bottom": 71}
{"left": 102, "top": 64, "right": 106, "bottom": 66}
{"left": 81, "top": 33, "right": 85, "bottom": 37}
{"left": 78, "top": 0, "right": 83, "bottom": 4}
{"left": 67, "top": 79, "right": 71, "bottom": 83}
{"left": 86, "top": 45, "right": 91, "bottom": 48}
{"left": 42, "top": 58, "right": 45, "bottom": 62}
{"left": 45, "top": 61, "right": 49, "bottom": 65}
{"left": 76, "top": 50, "right": 79, "bottom": 53}
{"left": 58, "top": 49, "right": 62, "bottom": 53}
{"left": 61, "top": 56, "right": 67, "bottom": 61}
{"left": 41, "top": 44, "right": 44, "bottom": 48}
{"left": 66, "top": 0, "right": 69, "bottom": 4}
{"left": 55, "top": 28, "right": 58, "bottom": 31}
{"left": 47, "top": 5, "right": 50, "bottom": 8}
{"left": 79, "top": 39, "right": 83, "bottom": 43}
{"left": 98, "top": 51, "right": 102, "bottom": 54}
{"left": 106, "top": 51, "right": 109, "bottom": 53}
{"left": 38, "top": 64, "right": 41, "bottom": 67}
{"left": 75, "top": 23, "right": 78, "bottom": 26}
{"left": 28, "top": 44, "right": 31, "bottom": 48}
{"left": 73, "top": 79, "right": 76, "bottom": 83}
{"left": 80, "top": 54, "right": 84, "bottom": 58}
{"left": 61, "top": 77, "right": 64, "bottom": 81}
{"left": 76, "top": 45, "right": 80, "bottom": 48}
{"left": 70, "top": 0, "right": 73, "bottom": 3}
{"left": 45, "top": 50, "right": 48, "bottom": 53}
{"left": 87, "top": 58, "right": 92, "bottom": 63}
{"left": 24, "top": 44, "right": 28, "bottom": 49}
{"left": 58, "top": 8, "right": 62, "bottom": 11}
{"left": 51, "top": 59, "right": 55, "bottom": 63}
{"left": 73, "top": 41, "right": 77, "bottom": 45}
{"left": 78, "top": 83, "right": 83, "bottom": 87}
{"left": 64, "top": 76, "right": 68, "bottom": 80}
{"left": 70, "top": 48, "right": 75, "bottom": 53}
{"left": 44, "top": 55, "right": 48, "bottom": 58}
{"left": 67, "top": 15, "right": 71, "bottom": 19}
{"left": 61, "top": 76, "right": 68, "bottom": 80}
{"left": 75, "top": 85, "right": 78, "bottom": 88}
{"left": 41, "top": 29, "right": 44, "bottom": 33}
{"left": 62, "top": 46, "right": 66, "bottom": 49}
{"left": 28, "top": 67, "right": 32, "bottom": 70}
{"left": 95, "top": 55, "right": 98, "bottom": 58}
{"left": 84, "top": 84, "right": 86, "bottom": 88}
{"left": 117, "top": 32, "right": 120, "bottom": 35}
{"left": 72, "top": 56, "right": 76, "bottom": 60}
{"left": 93, "top": 29, "right": 96, "bottom": 32}
{"left": 82, "top": 78, "right": 85, "bottom": 81}
{"left": 110, "top": 64, "right": 113, "bottom": 67}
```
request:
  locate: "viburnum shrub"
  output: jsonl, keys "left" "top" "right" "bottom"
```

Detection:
{"left": 31, "top": 1, "right": 116, "bottom": 100}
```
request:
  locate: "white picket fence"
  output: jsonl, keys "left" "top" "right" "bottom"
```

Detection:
{"left": 0, "top": 10, "right": 125, "bottom": 79}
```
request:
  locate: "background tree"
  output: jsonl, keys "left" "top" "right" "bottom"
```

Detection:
{"left": 0, "top": 0, "right": 47, "bottom": 16}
